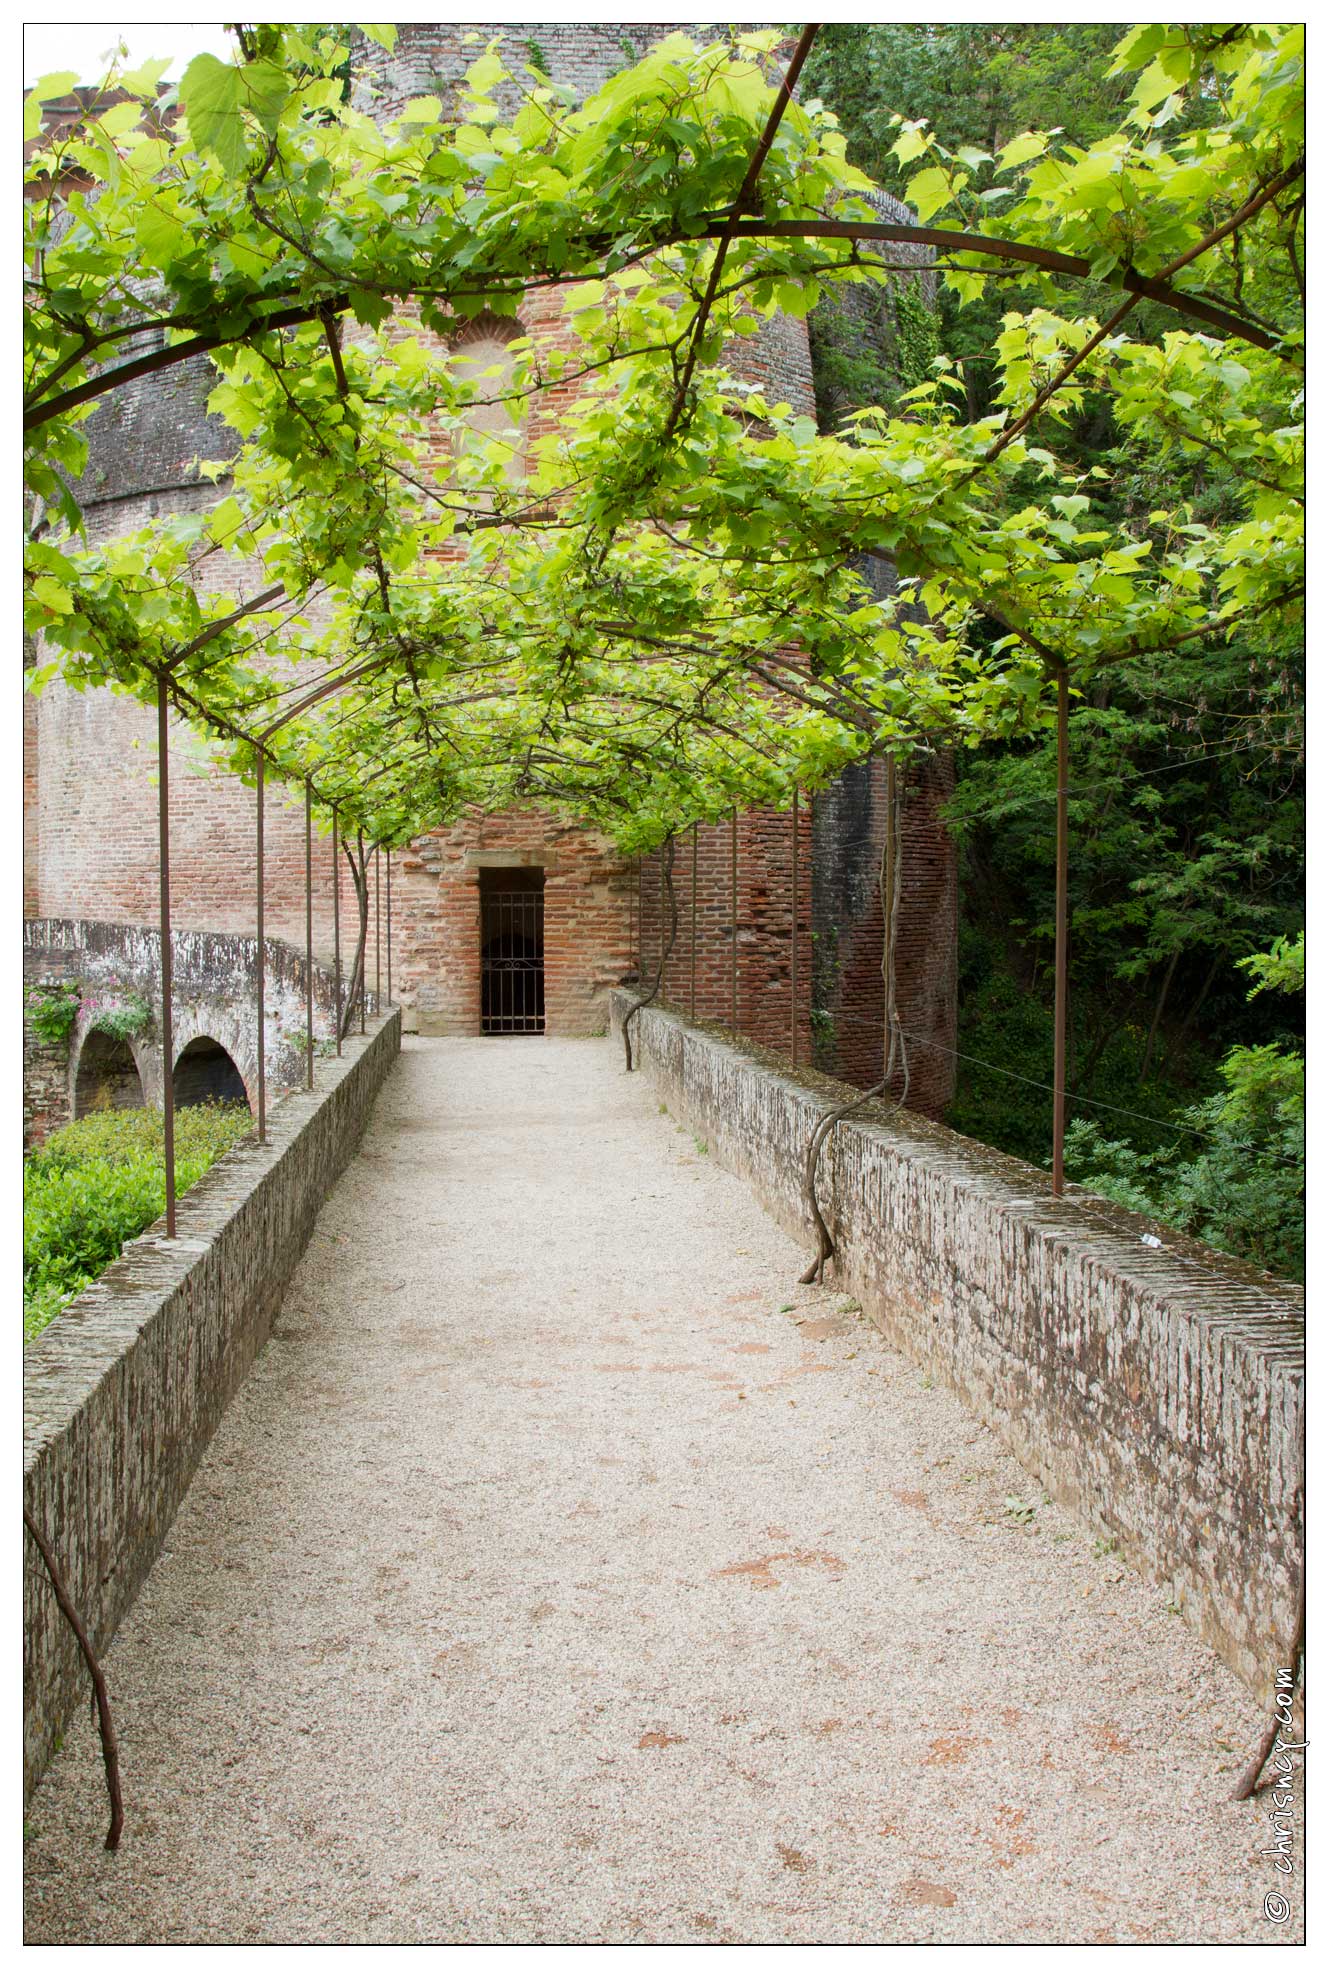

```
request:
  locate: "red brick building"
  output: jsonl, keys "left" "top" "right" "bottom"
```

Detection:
{"left": 24, "top": 22, "right": 956, "bottom": 1112}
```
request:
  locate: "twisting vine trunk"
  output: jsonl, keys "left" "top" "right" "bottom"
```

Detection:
{"left": 623, "top": 835, "right": 678, "bottom": 1072}
{"left": 800, "top": 757, "right": 909, "bottom": 1284}
{"left": 1230, "top": 1571, "right": 1305, "bottom": 1800}
{"left": 24, "top": 1506, "right": 124, "bottom": 1851}
{"left": 339, "top": 834, "right": 369, "bottom": 1041}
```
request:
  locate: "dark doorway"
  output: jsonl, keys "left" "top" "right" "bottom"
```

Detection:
{"left": 74, "top": 1030, "right": 144, "bottom": 1117}
{"left": 480, "top": 868, "right": 545, "bottom": 1034}
{"left": 173, "top": 1036, "right": 250, "bottom": 1108}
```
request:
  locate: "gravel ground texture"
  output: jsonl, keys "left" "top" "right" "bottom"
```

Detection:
{"left": 24, "top": 1035, "right": 1303, "bottom": 1944}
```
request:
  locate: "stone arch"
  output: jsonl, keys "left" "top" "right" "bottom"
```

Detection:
{"left": 173, "top": 1036, "right": 250, "bottom": 1110}
{"left": 72, "top": 1028, "right": 145, "bottom": 1118}
{"left": 167, "top": 1004, "right": 259, "bottom": 1113}
{"left": 450, "top": 312, "right": 527, "bottom": 487}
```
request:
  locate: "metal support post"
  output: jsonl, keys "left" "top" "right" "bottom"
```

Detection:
{"left": 690, "top": 823, "right": 698, "bottom": 1019}
{"left": 375, "top": 843, "right": 382, "bottom": 1017}
{"left": 332, "top": 807, "right": 342, "bottom": 1057}
{"left": 304, "top": 780, "right": 314, "bottom": 1090}
{"left": 386, "top": 847, "right": 392, "bottom": 1006}
{"left": 157, "top": 675, "right": 176, "bottom": 1238}
{"left": 1052, "top": 668, "right": 1070, "bottom": 1195}
{"left": 358, "top": 829, "right": 366, "bottom": 1033}
{"left": 256, "top": 753, "right": 266, "bottom": 1144}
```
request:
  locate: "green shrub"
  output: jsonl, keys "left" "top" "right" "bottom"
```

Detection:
{"left": 24, "top": 981, "right": 81, "bottom": 1046}
{"left": 1065, "top": 942, "right": 1304, "bottom": 1282}
{"left": 951, "top": 930, "right": 1304, "bottom": 1279}
{"left": 23, "top": 1101, "right": 253, "bottom": 1343}
{"left": 1064, "top": 1038, "right": 1304, "bottom": 1279}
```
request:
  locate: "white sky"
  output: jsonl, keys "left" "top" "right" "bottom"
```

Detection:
{"left": 22, "top": 21, "right": 235, "bottom": 86}
{"left": 22, "top": 5, "right": 1124, "bottom": 89}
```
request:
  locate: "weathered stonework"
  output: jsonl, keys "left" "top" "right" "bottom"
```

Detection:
{"left": 611, "top": 994, "right": 1305, "bottom": 1699}
{"left": 23, "top": 918, "right": 374, "bottom": 1146}
{"left": 23, "top": 1012, "right": 401, "bottom": 1804}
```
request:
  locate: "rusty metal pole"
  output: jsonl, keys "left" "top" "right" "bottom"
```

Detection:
{"left": 156, "top": 675, "right": 176, "bottom": 1238}
{"left": 730, "top": 808, "right": 738, "bottom": 1035}
{"left": 256, "top": 754, "right": 266, "bottom": 1145}
{"left": 332, "top": 807, "right": 342, "bottom": 1057}
{"left": 374, "top": 843, "right": 382, "bottom": 1018}
{"left": 1052, "top": 668, "right": 1070, "bottom": 1196}
{"left": 358, "top": 828, "right": 366, "bottom": 1034}
{"left": 304, "top": 780, "right": 314, "bottom": 1091}
{"left": 637, "top": 858, "right": 643, "bottom": 978}
{"left": 790, "top": 787, "right": 799, "bottom": 1066}
{"left": 659, "top": 850, "right": 667, "bottom": 1005}
{"left": 386, "top": 847, "right": 392, "bottom": 1006}
{"left": 690, "top": 823, "right": 698, "bottom": 1019}
{"left": 884, "top": 755, "right": 898, "bottom": 1085}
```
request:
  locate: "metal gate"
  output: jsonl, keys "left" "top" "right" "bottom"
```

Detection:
{"left": 480, "top": 879, "right": 545, "bottom": 1034}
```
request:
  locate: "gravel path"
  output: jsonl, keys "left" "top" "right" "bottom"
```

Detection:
{"left": 24, "top": 1036, "right": 1299, "bottom": 1944}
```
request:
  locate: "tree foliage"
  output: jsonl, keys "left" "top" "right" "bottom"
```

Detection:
{"left": 798, "top": 23, "right": 1301, "bottom": 1265}
{"left": 1066, "top": 932, "right": 1304, "bottom": 1276}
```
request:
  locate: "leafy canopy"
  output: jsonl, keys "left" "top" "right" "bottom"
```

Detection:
{"left": 23, "top": 23, "right": 1304, "bottom": 853}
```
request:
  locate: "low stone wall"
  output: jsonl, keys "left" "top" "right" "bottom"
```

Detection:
{"left": 23, "top": 1011, "right": 401, "bottom": 1803}
{"left": 612, "top": 994, "right": 1304, "bottom": 1699}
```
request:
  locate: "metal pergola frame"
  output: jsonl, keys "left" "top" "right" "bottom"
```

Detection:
{"left": 133, "top": 18, "right": 1074, "bottom": 1233}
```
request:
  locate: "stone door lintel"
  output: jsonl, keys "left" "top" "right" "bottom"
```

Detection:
{"left": 464, "top": 850, "right": 557, "bottom": 870}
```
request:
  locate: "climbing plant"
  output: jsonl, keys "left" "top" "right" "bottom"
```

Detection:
{"left": 84, "top": 989, "right": 154, "bottom": 1042}
{"left": 25, "top": 981, "right": 82, "bottom": 1046}
{"left": 21, "top": 22, "right": 1303, "bottom": 861}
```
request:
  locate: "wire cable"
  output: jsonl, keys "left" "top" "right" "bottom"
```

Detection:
{"left": 814, "top": 1005, "right": 1303, "bottom": 1170}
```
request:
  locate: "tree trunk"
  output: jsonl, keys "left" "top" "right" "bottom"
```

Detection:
{"left": 1069, "top": 1002, "right": 1124, "bottom": 1094}
{"left": 1140, "top": 947, "right": 1181, "bottom": 1081}
{"left": 1163, "top": 952, "right": 1223, "bottom": 1075}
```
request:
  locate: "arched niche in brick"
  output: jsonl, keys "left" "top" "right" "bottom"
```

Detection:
{"left": 73, "top": 1028, "right": 145, "bottom": 1118}
{"left": 450, "top": 312, "right": 527, "bottom": 487}
{"left": 173, "top": 1036, "right": 250, "bottom": 1110}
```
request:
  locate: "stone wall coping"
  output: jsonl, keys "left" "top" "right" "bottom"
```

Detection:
{"left": 23, "top": 1022, "right": 392, "bottom": 1472}
{"left": 612, "top": 991, "right": 1303, "bottom": 1694}
{"left": 25, "top": 1009, "right": 400, "bottom": 1802}
{"left": 24, "top": 913, "right": 314, "bottom": 976}
{"left": 618, "top": 996, "right": 1304, "bottom": 1355}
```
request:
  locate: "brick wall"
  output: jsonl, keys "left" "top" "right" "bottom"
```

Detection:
{"left": 631, "top": 761, "right": 958, "bottom": 1123}
{"left": 24, "top": 21, "right": 948, "bottom": 1065}
{"left": 393, "top": 806, "right": 635, "bottom": 1036}
{"left": 613, "top": 994, "right": 1305, "bottom": 1701}
{"left": 811, "top": 751, "right": 957, "bottom": 1114}
{"left": 636, "top": 802, "right": 817, "bottom": 1065}
{"left": 23, "top": 680, "right": 40, "bottom": 916}
{"left": 22, "top": 999, "right": 70, "bottom": 1147}
{"left": 23, "top": 1011, "right": 402, "bottom": 1805}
